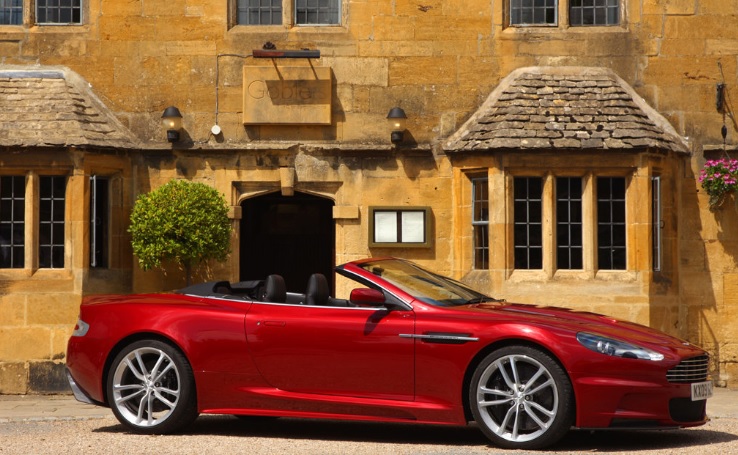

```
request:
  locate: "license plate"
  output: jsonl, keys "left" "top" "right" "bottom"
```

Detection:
{"left": 691, "top": 381, "right": 713, "bottom": 401}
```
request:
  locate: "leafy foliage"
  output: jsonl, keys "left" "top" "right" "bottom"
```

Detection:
{"left": 699, "top": 158, "right": 738, "bottom": 210}
{"left": 129, "top": 180, "right": 231, "bottom": 282}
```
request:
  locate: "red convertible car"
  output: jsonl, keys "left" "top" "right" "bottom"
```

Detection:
{"left": 66, "top": 257, "right": 712, "bottom": 450}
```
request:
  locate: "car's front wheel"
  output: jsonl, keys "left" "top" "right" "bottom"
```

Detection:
{"left": 469, "top": 345, "right": 574, "bottom": 450}
{"left": 107, "top": 339, "right": 198, "bottom": 434}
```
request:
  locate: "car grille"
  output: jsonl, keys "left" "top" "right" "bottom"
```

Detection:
{"left": 666, "top": 355, "right": 709, "bottom": 383}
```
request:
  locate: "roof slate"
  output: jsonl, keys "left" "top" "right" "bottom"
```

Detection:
{"left": 0, "top": 66, "right": 139, "bottom": 149}
{"left": 445, "top": 66, "right": 689, "bottom": 154}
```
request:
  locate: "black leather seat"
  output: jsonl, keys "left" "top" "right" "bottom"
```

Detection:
{"left": 264, "top": 274, "right": 286, "bottom": 303}
{"left": 305, "top": 273, "right": 330, "bottom": 306}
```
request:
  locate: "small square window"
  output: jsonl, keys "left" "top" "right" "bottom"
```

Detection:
{"left": 295, "top": 0, "right": 339, "bottom": 25}
{"left": 0, "top": 0, "right": 23, "bottom": 25}
{"left": 237, "top": 0, "right": 282, "bottom": 25}
{"left": 37, "top": 0, "right": 82, "bottom": 24}
{"left": 570, "top": 0, "right": 619, "bottom": 26}
{"left": 510, "top": 0, "right": 557, "bottom": 26}
{"left": 369, "top": 207, "right": 432, "bottom": 248}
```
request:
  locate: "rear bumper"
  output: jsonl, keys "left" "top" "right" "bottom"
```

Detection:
{"left": 65, "top": 368, "right": 98, "bottom": 406}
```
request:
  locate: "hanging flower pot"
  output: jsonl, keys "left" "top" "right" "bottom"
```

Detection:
{"left": 699, "top": 158, "right": 738, "bottom": 211}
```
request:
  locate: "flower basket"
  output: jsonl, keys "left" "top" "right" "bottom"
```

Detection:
{"left": 699, "top": 158, "right": 738, "bottom": 210}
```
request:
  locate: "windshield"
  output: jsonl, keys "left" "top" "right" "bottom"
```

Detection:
{"left": 357, "top": 259, "right": 498, "bottom": 307}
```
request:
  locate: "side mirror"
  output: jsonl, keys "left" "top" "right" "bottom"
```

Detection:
{"left": 349, "top": 288, "right": 386, "bottom": 306}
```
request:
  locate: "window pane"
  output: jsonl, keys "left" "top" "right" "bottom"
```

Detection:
{"left": 401, "top": 212, "right": 425, "bottom": 243}
{"left": 90, "top": 176, "right": 109, "bottom": 268}
{"left": 472, "top": 178, "right": 489, "bottom": 270}
{"left": 652, "top": 176, "right": 662, "bottom": 272}
{"left": 510, "top": 0, "right": 557, "bottom": 25}
{"left": 556, "top": 177, "right": 583, "bottom": 270}
{"left": 474, "top": 225, "right": 489, "bottom": 269}
{"left": 570, "top": 0, "right": 619, "bottom": 26}
{"left": 237, "top": 0, "right": 282, "bottom": 25}
{"left": 597, "top": 177, "right": 626, "bottom": 270}
{"left": 39, "top": 176, "right": 66, "bottom": 269}
{"left": 373, "top": 211, "right": 398, "bottom": 243}
{"left": 36, "top": 0, "right": 82, "bottom": 24}
{"left": 0, "top": 176, "right": 25, "bottom": 269}
{"left": 295, "top": 0, "right": 339, "bottom": 25}
{"left": 514, "top": 177, "right": 543, "bottom": 269}
{"left": 0, "top": 0, "right": 23, "bottom": 25}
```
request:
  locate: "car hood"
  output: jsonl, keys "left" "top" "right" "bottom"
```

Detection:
{"left": 458, "top": 301, "right": 698, "bottom": 353}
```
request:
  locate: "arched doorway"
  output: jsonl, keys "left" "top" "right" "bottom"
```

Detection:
{"left": 240, "top": 192, "right": 335, "bottom": 293}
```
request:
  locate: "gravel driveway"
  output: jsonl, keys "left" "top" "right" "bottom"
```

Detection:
{"left": 1, "top": 414, "right": 737, "bottom": 454}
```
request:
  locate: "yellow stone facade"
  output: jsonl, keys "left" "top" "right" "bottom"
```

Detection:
{"left": 0, "top": 0, "right": 737, "bottom": 392}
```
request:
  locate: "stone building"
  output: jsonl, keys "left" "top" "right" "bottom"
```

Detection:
{"left": 0, "top": 0, "right": 736, "bottom": 392}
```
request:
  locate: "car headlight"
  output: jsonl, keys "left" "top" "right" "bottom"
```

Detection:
{"left": 576, "top": 332, "right": 664, "bottom": 361}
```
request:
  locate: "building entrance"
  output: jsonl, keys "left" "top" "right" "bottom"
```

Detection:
{"left": 240, "top": 192, "right": 335, "bottom": 293}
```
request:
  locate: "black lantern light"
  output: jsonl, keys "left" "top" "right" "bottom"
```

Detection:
{"left": 386, "top": 107, "right": 407, "bottom": 144}
{"left": 161, "top": 106, "right": 183, "bottom": 143}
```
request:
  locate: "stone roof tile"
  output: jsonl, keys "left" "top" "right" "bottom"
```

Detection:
{"left": 0, "top": 66, "right": 139, "bottom": 149}
{"left": 445, "top": 66, "right": 689, "bottom": 154}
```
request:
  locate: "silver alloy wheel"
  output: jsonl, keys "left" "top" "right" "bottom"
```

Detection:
{"left": 111, "top": 346, "right": 182, "bottom": 428}
{"left": 474, "top": 354, "right": 559, "bottom": 443}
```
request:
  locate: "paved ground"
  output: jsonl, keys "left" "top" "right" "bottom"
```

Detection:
{"left": 0, "top": 389, "right": 736, "bottom": 454}
{"left": 0, "top": 387, "right": 737, "bottom": 422}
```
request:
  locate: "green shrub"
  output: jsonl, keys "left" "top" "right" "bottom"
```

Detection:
{"left": 129, "top": 180, "right": 232, "bottom": 285}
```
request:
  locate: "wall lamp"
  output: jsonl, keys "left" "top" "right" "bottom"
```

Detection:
{"left": 161, "top": 106, "right": 183, "bottom": 143}
{"left": 387, "top": 107, "right": 407, "bottom": 144}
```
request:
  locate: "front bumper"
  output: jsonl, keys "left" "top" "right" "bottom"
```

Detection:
{"left": 573, "top": 377, "right": 709, "bottom": 429}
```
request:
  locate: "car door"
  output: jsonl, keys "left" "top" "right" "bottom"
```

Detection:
{"left": 245, "top": 302, "right": 415, "bottom": 401}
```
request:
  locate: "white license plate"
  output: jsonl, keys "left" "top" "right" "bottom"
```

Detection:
{"left": 691, "top": 381, "right": 713, "bottom": 401}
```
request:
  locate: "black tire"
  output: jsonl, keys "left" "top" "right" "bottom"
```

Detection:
{"left": 107, "top": 339, "right": 198, "bottom": 434}
{"left": 468, "top": 345, "right": 574, "bottom": 450}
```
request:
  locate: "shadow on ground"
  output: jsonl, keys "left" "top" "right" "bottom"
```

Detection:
{"left": 93, "top": 415, "right": 738, "bottom": 452}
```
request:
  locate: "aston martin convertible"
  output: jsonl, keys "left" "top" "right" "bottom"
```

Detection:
{"left": 66, "top": 257, "right": 712, "bottom": 450}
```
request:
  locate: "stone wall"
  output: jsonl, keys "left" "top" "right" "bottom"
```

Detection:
{"left": 0, "top": 0, "right": 737, "bottom": 388}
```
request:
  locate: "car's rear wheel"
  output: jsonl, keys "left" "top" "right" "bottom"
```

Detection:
{"left": 469, "top": 345, "right": 574, "bottom": 450}
{"left": 107, "top": 340, "right": 198, "bottom": 434}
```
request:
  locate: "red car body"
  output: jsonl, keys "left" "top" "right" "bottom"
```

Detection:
{"left": 66, "top": 257, "right": 711, "bottom": 449}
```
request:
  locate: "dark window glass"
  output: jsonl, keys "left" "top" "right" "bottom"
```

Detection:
{"left": 237, "top": 0, "right": 282, "bottom": 25}
{"left": 0, "top": 176, "right": 25, "bottom": 268}
{"left": 570, "top": 0, "right": 619, "bottom": 26}
{"left": 472, "top": 178, "right": 489, "bottom": 270}
{"left": 0, "top": 0, "right": 23, "bottom": 25}
{"left": 36, "top": 0, "right": 81, "bottom": 24}
{"left": 39, "top": 176, "right": 66, "bottom": 268}
{"left": 597, "top": 177, "right": 626, "bottom": 270}
{"left": 652, "top": 176, "right": 662, "bottom": 272}
{"left": 510, "top": 0, "right": 557, "bottom": 25}
{"left": 556, "top": 177, "right": 583, "bottom": 270}
{"left": 514, "top": 177, "right": 543, "bottom": 269}
{"left": 295, "top": 0, "right": 339, "bottom": 25}
{"left": 90, "top": 176, "right": 109, "bottom": 268}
